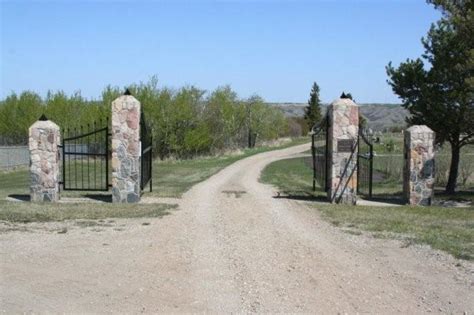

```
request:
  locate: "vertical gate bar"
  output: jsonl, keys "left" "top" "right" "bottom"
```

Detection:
{"left": 100, "top": 119, "right": 103, "bottom": 189}
{"left": 94, "top": 121, "right": 97, "bottom": 189}
{"left": 87, "top": 124, "right": 90, "bottom": 190}
{"left": 150, "top": 134, "right": 153, "bottom": 193}
{"left": 62, "top": 130, "right": 66, "bottom": 190}
{"left": 357, "top": 130, "right": 360, "bottom": 194}
{"left": 80, "top": 125, "right": 84, "bottom": 190}
{"left": 140, "top": 115, "right": 142, "bottom": 191}
{"left": 141, "top": 149, "right": 143, "bottom": 190}
{"left": 324, "top": 115, "right": 329, "bottom": 192}
{"left": 140, "top": 118, "right": 143, "bottom": 190}
{"left": 74, "top": 128, "right": 77, "bottom": 189}
{"left": 101, "top": 130, "right": 103, "bottom": 189}
{"left": 311, "top": 133, "right": 316, "bottom": 191}
{"left": 369, "top": 142, "right": 373, "bottom": 199}
{"left": 105, "top": 125, "right": 109, "bottom": 190}
{"left": 68, "top": 129, "right": 71, "bottom": 190}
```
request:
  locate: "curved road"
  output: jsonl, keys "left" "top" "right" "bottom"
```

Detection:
{"left": 1, "top": 143, "right": 473, "bottom": 313}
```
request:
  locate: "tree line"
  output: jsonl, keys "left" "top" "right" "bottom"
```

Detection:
{"left": 387, "top": 0, "right": 473, "bottom": 194}
{"left": 306, "top": 0, "right": 473, "bottom": 195}
{"left": 0, "top": 77, "right": 292, "bottom": 159}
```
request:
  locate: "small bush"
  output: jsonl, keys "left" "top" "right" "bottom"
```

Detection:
{"left": 0, "top": 77, "right": 290, "bottom": 159}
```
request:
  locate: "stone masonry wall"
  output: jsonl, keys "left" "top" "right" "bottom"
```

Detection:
{"left": 327, "top": 98, "right": 359, "bottom": 205}
{"left": 404, "top": 125, "right": 435, "bottom": 206}
{"left": 29, "top": 119, "right": 60, "bottom": 202}
{"left": 111, "top": 95, "right": 141, "bottom": 203}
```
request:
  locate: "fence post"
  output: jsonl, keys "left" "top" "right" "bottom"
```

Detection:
{"left": 29, "top": 115, "right": 61, "bottom": 202}
{"left": 403, "top": 125, "right": 435, "bottom": 205}
{"left": 111, "top": 91, "right": 141, "bottom": 203}
{"left": 327, "top": 97, "right": 359, "bottom": 205}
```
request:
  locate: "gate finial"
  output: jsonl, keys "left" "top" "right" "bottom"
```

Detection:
{"left": 124, "top": 88, "right": 132, "bottom": 96}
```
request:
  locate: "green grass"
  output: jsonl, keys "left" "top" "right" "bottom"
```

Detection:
{"left": 318, "top": 204, "right": 474, "bottom": 260}
{"left": 0, "top": 166, "right": 112, "bottom": 200}
{"left": 260, "top": 156, "right": 474, "bottom": 260}
{"left": 61, "top": 159, "right": 108, "bottom": 190}
{"left": 372, "top": 136, "right": 404, "bottom": 154}
{"left": 0, "top": 137, "right": 309, "bottom": 200}
{"left": 0, "top": 138, "right": 309, "bottom": 223}
{"left": 259, "top": 157, "right": 325, "bottom": 199}
{"left": 435, "top": 190, "right": 474, "bottom": 203}
{"left": 152, "top": 156, "right": 242, "bottom": 198}
{"left": 150, "top": 137, "right": 310, "bottom": 198}
{"left": 0, "top": 201, "right": 176, "bottom": 223}
{"left": 0, "top": 168, "right": 30, "bottom": 203}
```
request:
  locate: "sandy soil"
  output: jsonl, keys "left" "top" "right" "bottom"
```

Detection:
{"left": 1, "top": 143, "right": 473, "bottom": 313}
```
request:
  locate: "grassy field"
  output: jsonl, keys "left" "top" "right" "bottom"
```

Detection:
{"left": 0, "top": 168, "right": 29, "bottom": 200}
{"left": 0, "top": 138, "right": 309, "bottom": 223}
{"left": 61, "top": 158, "right": 108, "bottom": 191}
{"left": 307, "top": 133, "right": 474, "bottom": 198}
{"left": 152, "top": 156, "right": 247, "bottom": 198}
{"left": 0, "top": 137, "right": 309, "bottom": 200}
{"left": 0, "top": 166, "right": 176, "bottom": 223}
{"left": 150, "top": 137, "right": 309, "bottom": 198}
{"left": 319, "top": 205, "right": 474, "bottom": 260}
{"left": 0, "top": 202, "right": 175, "bottom": 223}
{"left": 260, "top": 157, "right": 474, "bottom": 260}
{"left": 366, "top": 134, "right": 474, "bottom": 199}
{"left": 259, "top": 157, "right": 326, "bottom": 200}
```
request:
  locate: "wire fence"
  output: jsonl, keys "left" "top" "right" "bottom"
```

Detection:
{"left": 0, "top": 146, "right": 29, "bottom": 170}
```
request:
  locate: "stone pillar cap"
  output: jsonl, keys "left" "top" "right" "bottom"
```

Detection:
{"left": 112, "top": 94, "right": 140, "bottom": 107}
{"left": 29, "top": 119, "right": 60, "bottom": 131}
{"left": 330, "top": 98, "right": 357, "bottom": 107}
{"left": 406, "top": 125, "right": 434, "bottom": 133}
{"left": 115, "top": 94, "right": 139, "bottom": 101}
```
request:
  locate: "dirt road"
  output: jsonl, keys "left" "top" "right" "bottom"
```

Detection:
{"left": 1, "top": 143, "right": 473, "bottom": 313}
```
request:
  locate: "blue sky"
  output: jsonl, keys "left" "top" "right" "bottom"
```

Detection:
{"left": 1, "top": 0, "right": 440, "bottom": 103}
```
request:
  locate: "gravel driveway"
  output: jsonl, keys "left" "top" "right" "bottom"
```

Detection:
{"left": 1, "top": 143, "right": 473, "bottom": 313}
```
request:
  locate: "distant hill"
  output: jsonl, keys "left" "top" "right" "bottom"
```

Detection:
{"left": 268, "top": 102, "right": 408, "bottom": 131}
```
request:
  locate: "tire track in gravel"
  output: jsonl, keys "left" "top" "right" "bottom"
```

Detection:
{"left": 174, "top": 142, "right": 473, "bottom": 313}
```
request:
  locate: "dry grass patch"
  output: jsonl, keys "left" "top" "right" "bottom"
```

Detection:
{"left": 261, "top": 156, "right": 474, "bottom": 260}
{"left": 0, "top": 201, "right": 176, "bottom": 223}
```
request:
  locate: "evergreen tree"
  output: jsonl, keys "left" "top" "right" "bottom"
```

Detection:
{"left": 305, "top": 82, "right": 323, "bottom": 130}
{"left": 386, "top": 0, "right": 474, "bottom": 194}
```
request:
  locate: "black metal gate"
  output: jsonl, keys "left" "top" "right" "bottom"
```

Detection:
{"left": 357, "top": 127, "right": 373, "bottom": 198}
{"left": 311, "top": 115, "right": 329, "bottom": 192}
{"left": 140, "top": 113, "right": 153, "bottom": 192}
{"left": 61, "top": 120, "right": 110, "bottom": 191}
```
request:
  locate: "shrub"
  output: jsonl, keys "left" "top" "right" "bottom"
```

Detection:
{"left": 0, "top": 77, "right": 291, "bottom": 159}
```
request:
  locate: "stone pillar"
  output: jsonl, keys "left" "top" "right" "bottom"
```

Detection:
{"left": 111, "top": 94, "right": 141, "bottom": 203}
{"left": 403, "top": 125, "right": 435, "bottom": 205}
{"left": 29, "top": 116, "right": 60, "bottom": 202}
{"left": 327, "top": 98, "right": 359, "bottom": 204}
